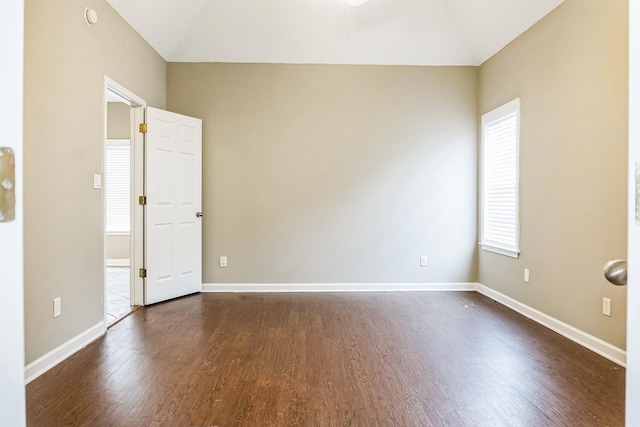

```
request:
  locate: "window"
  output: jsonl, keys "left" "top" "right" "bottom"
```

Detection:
{"left": 480, "top": 98, "right": 520, "bottom": 258}
{"left": 105, "top": 139, "right": 130, "bottom": 234}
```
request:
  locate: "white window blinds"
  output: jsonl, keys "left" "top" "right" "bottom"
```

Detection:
{"left": 481, "top": 99, "right": 520, "bottom": 257}
{"left": 106, "top": 140, "right": 130, "bottom": 234}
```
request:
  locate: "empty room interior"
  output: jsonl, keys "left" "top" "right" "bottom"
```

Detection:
{"left": 13, "top": 0, "right": 638, "bottom": 425}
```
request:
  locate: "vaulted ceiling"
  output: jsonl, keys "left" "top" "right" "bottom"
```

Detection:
{"left": 106, "top": 0, "right": 564, "bottom": 66}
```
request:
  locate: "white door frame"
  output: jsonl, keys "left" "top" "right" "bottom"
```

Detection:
{"left": 103, "top": 77, "right": 146, "bottom": 311}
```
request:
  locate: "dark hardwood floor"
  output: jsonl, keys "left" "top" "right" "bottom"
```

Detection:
{"left": 26, "top": 292, "right": 625, "bottom": 426}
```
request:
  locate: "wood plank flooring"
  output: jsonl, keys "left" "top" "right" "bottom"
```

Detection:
{"left": 26, "top": 292, "right": 625, "bottom": 426}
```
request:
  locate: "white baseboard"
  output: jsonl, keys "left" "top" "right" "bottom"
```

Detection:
{"left": 476, "top": 284, "right": 626, "bottom": 367}
{"left": 25, "top": 321, "right": 106, "bottom": 384}
{"left": 202, "top": 282, "right": 479, "bottom": 293}
{"left": 106, "top": 259, "right": 130, "bottom": 267}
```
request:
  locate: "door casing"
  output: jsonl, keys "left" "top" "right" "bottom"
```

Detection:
{"left": 103, "top": 77, "right": 146, "bottom": 313}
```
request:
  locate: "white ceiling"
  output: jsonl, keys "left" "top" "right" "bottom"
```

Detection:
{"left": 105, "top": 0, "right": 564, "bottom": 66}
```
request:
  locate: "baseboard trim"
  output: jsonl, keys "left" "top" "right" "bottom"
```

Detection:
{"left": 25, "top": 321, "right": 106, "bottom": 384}
{"left": 106, "top": 259, "right": 130, "bottom": 267}
{"left": 476, "top": 284, "right": 626, "bottom": 367}
{"left": 202, "top": 282, "right": 479, "bottom": 293}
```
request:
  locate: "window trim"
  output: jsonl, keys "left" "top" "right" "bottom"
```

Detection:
{"left": 479, "top": 98, "right": 521, "bottom": 259}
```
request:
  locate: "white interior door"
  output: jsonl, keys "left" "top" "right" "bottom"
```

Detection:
{"left": 144, "top": 107, "right": 202, "bottom": 305}
{"left": 628, "top": 1, "right": 640, "bottom": 424}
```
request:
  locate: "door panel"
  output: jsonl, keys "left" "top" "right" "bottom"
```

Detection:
{"left": 145, "top": 107, "right": 202, "bottom": 305}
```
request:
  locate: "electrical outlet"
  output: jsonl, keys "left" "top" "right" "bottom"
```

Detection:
{"left": 602, "top": 297, "right": 611, "bottom": 317}
{"left": 524, "top": 268, "right": 530, "bottom": 283}
{"left": 53, "top": 297, "right": 61, "bottom": 318}
{"left": 220, "top": 256, "right": 227, "bottom": 268}
{"left": 420, "top": 256, "right": 428, "bottom": 267}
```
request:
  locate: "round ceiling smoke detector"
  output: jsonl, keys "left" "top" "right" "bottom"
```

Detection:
{"left": 84, "top": 8, "right": 98, "bottom": 26}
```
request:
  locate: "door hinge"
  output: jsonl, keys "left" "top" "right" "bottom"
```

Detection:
{"left": 138, "top": 196, "right": 147, "bottom": 205}
{"left": 139, "top": 268, "right": 147, "bottom": 278}
{"left": 139, "top": 123, "right": 147, "bottom": 133}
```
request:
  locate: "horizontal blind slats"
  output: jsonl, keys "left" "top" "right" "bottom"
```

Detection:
{"left": 106, "top": 142, "right": 130, "bottom": 234}
{"left": 482, "top": 107, "right": 518, "bottom": 252}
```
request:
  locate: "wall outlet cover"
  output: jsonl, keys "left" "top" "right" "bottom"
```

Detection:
{"left": 602, "top": 297, "right": 611, "bottom": 317}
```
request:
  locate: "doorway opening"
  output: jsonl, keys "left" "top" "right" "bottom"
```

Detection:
{"left": 103, "top": 78, "right": 146, "bottom": 326}
{"left": 105, "top": 101, "right": 132, "bottom": 324}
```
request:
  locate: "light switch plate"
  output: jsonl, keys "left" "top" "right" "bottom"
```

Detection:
{"left": 53, "top": 297, "right": 62, "bottom": 318}
{"left": 93, "top": 174, "right": 102, "bottom": 189}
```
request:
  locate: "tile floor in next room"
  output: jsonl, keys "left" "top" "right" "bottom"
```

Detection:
{"left": 106, "top": 266, "right": 132, "bottom": 324}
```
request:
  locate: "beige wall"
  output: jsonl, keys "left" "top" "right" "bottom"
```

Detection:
{"left": 478, "top": 0, "right": 628, "bottom": 348}
{"left": 106, "top": 235, "right": 129, "bottom": 262}
{"left": 107, "top": 102, "right": 130, "bottom": 139}
{"left": 24, "top": 0, "right": 166, "bottom": 364}
{"left": 106, "top": 102, "right": 131, "bottom": 261}
{"left": 168, "top": 64, "right": 478, "bottom": 284}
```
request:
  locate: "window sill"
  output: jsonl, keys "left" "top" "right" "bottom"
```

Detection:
{"left": 106, "top": 232, "right": 131, "bottom": 237}
{"left": 479, "top": 243, "right": 520, "bottom": 259}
